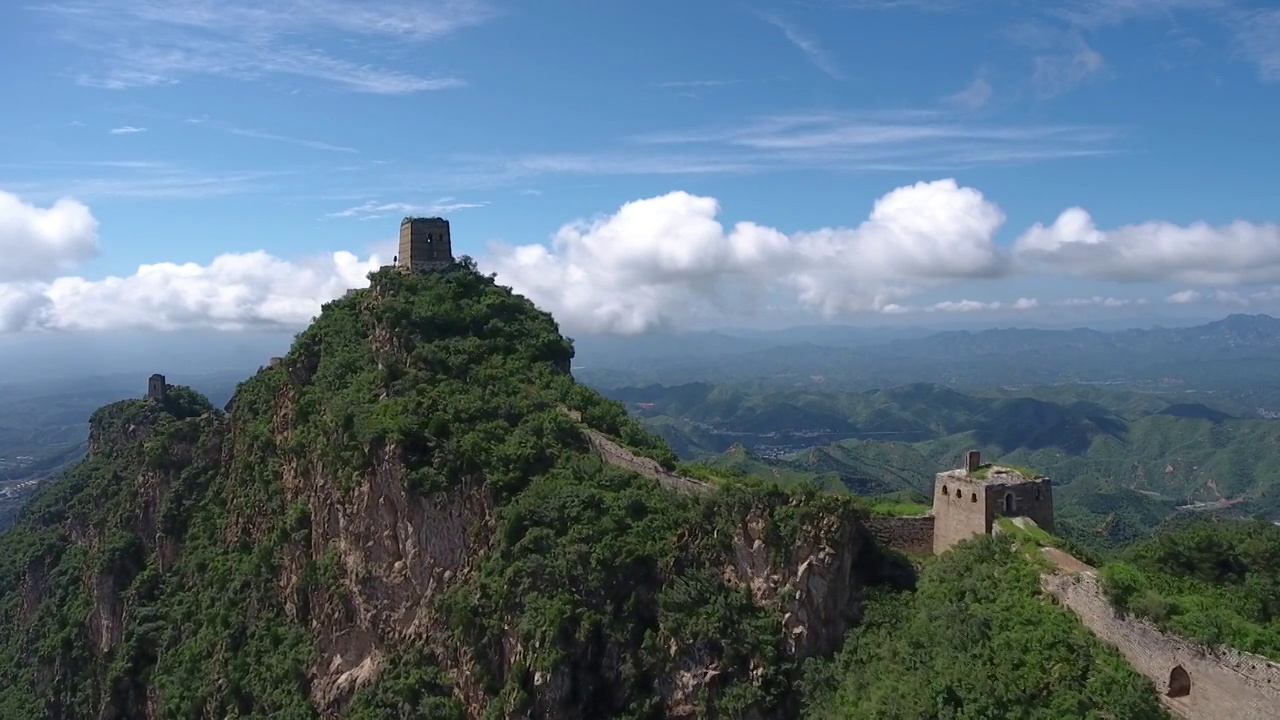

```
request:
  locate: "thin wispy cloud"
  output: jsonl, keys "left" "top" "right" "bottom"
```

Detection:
{"left": 814, "top": 0, "right": 970, "bottom": 10}
{"left": 1231, "top": 8, "right": 1280, "bottom": 82}
{"left": 1048, "top": 0, "right": 1229, "bottom": 29}
{"left": 183, "top": 117, "right": 359, "bottom": 154}
{"left": 3, "top": 164, "right": 293, "bottom": 201}
{"left": 654, "top": 79, "right": 742, "bottom": 89}
{"left": 39, "top": 0, "right": 491, "bottom": 93}
{"left": 1032, "top": 42, "right": 1107, "bottom": 98}
{"left": 108, "top": 126, "right": 147, "bottom": 135}
{"left": 325, "top": 198, "right": 488, "bottom": 220}
{"left": 942, "top": 72, "right": 994, "bottom": 109}
{"left": 413, "top": 114, "right": 1118, "bottom": 189}
{"left": 628, "top": 112, "right": 1118, "bottom": 167}
{"left": 761, "top": 14, "right": 844, "bottom": 80}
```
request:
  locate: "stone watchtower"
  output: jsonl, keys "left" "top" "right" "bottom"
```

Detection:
{"left": 932, "top": 450, "right": 1054, "bottom": 553}
{"left": 147, "top": 373, "right": 167, "bottom": 402}
{"left": 396, "top": 216, "right": 454, "bottom": 273}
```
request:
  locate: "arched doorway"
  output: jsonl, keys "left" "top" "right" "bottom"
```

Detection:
{"left": 1003, "top": 492, "right": 1015, "bottom": 514}
{"left": 1167, "top": 665, "right": 1191, "bottom": 698}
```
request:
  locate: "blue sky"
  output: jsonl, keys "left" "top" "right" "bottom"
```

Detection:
{"left": 1, "top": 0, "right": 1279, "bottom": 336}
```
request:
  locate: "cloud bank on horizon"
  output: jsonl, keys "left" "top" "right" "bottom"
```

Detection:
{"left": 3, "top": 181, "right": 1279, "bottom": 334}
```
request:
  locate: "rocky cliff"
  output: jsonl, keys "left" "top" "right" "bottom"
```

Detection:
{"left": 0, "top": 261, "right": 911, "bottom": 720}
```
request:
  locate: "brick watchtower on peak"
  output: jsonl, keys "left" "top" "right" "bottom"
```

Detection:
{"left": 396, "top": 216, "right": 454, "bottom": 273}
{"left": 147, "top": 373, "right": 167, "bottom": 402}
{"left": 932, "top": 450, "right": 1054, "bottom": 553}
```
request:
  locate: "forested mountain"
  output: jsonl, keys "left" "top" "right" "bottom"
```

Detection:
{"left": 610, "top": 382, "right": 1280, "bottom": 552}
{"left": 577, "top": 315, "right": 1280, "bottom": 416}
{"left": 0, "top": 263, "right": 1174, "bottom": 719}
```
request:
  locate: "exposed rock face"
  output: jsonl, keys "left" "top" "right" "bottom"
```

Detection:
{"left": 727, "top": 506, "right": 859, "bottom": 660}
{"left": 0, "top": 267, "right": 914, "bottom": 720}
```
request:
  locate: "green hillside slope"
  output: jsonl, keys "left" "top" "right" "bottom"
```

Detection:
{"left": 618, "top": 382, "right": 1280, "bottom": 552}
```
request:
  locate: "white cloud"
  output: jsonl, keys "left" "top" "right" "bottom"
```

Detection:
{"left": 0, "top": 190, "right": 99, "bottom": 282}
{"left": 186, "top": 118, "right": 358, "bottom": 153}
{"left": 924, "top": 297, "right": 1038, "bottom": 313}
{"left": 485, "top": 179, "right": 1009, "bottom": 334}
{"left": 1232, "top": 8, "right": 1280, "bottom": 82}
{"left": 44, "top": 0, "right": 489, "bottom": 93}
{"left": 1015, "top": 207, "right": 1280, "bottom": 285}
{"left": 654, "top": 79, "right": 742, "bottom": 89}
{"left": 1165, "top": 287, "right": 1280, "bottom": 307}
{"left": 1055, "top": 295, "right": 1146, "bottom": 308}
{"left": 627, "top": 112, "right": 1118, "bottom": 170}
{"left": 108, "top": 126, "right": 147, "bottom": 135}
{"left": 0, "top": 250, "right": 381, "bottom": 333}
{"left": 4, "top": 168, "right": 292, "bottom": 201}
{"left": 326, "top": 198, "right": 488, "bottom": 220}
{"left": 942, "top": 73, "right": 993, "bottom": 109}
{"left": 761, "top": 14, "right": 844, "bottom": 80}
{"left": 1032, "top": 41, "right": 1106, "bottom": 98}
{"left": 1166, "top": 289, "right": 1202, "bottom": 304}
{"left": 8, "top": 178, "right": 1278, "bottom": 336}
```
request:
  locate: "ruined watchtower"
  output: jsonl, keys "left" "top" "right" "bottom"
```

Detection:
{"left": 932, "top": 450, "right": 1054, "bottom": 553}
{"left": 147, "top": 373, "right": 167, "bottom": 403}
{"left": 397, "top": 216, "right": 454, "bottom": 273}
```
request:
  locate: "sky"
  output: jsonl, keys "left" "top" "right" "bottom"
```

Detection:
{"left": 2, "top": 0, "right": 1280, "bottom": 342}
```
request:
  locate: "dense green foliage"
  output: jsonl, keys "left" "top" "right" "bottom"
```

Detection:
{"left": 437, "top": 461, "right": 882, "bottom": 718}
{"left": 0, "top": 263, "right": 906, "bottom": 719}
{"left": 0, "top": 262, "right": 678, "bottom": 718}
{"left": 616, "top": 381, "right": 1280, "bottom": 553}
{"left": 0, "top": 393, "right": 241, "bottom": 719}
{"left": 802, "top": 537, "right": 1169, "bottom": 719}
{"left": 1100, "top": 517, "right": 1280, "bottom": 660}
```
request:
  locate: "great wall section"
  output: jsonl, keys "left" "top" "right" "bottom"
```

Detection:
{"left": 1041, "top": 555, "right": 1280, "bottom": 719}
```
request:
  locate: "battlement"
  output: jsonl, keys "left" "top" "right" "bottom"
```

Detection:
{"left": 396, "top": 216, "right": 454, "bottom": 273}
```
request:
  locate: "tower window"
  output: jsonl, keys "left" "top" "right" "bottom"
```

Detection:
{"left": 1003, "top": 493, "right": 1015, "bottom": 514}
{"left": 970, "top": 492, "right": 977, "bottom": 502}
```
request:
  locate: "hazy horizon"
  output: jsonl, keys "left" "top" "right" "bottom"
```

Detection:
{"left": 0, "top": 306, "right": 1257, "bottom": 384}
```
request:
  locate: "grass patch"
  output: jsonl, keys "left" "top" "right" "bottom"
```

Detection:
{"left": 969, "top": 462, "right": 1041, "bottom": 480}
{"left": 996, "top": 517, "right": 1056, "bottom": 547}
{"left": 859, "top": 499, "right": 931, "bottom": 517}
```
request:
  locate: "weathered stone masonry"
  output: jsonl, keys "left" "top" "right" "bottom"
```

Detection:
{"left": 1043, "top": 571, "right": 1280, "bottom": 720}
{"left": 863, "top": 515, "right": 935, "bottom": 555}
{"left": 932, "top": 451, "right": 1054, "bottom": 554}
{"left": 582, "top": 429, "right": 711, "bottom": 496}
{"left": 396, "top": 216, "right": 454, "bottom": 273}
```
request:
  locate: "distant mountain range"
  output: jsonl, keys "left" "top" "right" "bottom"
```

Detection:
{"left": 604, "top": 380, "right": 1280, "bottom": 552}
{"left": 575, "top": 314, "right": 1280, "bottom": 415}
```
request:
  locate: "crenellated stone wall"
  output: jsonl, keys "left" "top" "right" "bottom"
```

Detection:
{"left": 582, "top": 429, "right": 712, "bottom": 496}
{"left": 1043, "top": 571, "right": 1280, "bottom": 719}
{"left": 863, "top": 515, "right": 935, "bottom": 555}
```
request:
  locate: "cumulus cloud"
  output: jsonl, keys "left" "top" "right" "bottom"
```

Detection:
{"left": 0, "top": 250, "right": 380, "bottom": 333}
{"left": 1166, "top": 287, "right": 1280, "bottom": 307}
{"left": 1014, "top": 207, "right": 1280, "bottom": 285}
{"left": 1054, "top": 295, "right": 1147, "bottom": 308}
{"left": 1166, "top": 289, "right": 1202, "bottom": 304}
{"left": 928, "top": 297, "right": 1039, "bottom": 312}
{"left": 486, "top": 179, "right": 1010, "bottom": 333}
{"left": 0, "top": 190, "right": 100, "bottom": 281}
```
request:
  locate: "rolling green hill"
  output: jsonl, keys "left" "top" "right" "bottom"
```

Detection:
{"left": 611, "top": 382, "right": 1280, "bottom": 553}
